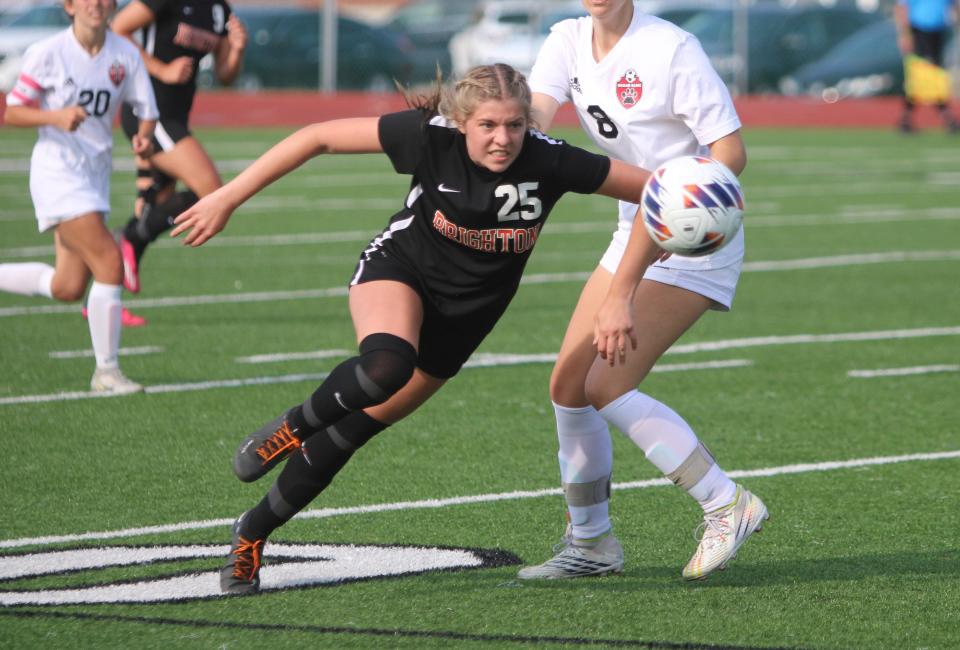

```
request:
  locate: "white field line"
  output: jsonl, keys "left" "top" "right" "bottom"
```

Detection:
{"left": 2, "top": 250, "right": 960, "bottom": 318}
{"left": 3, "top": 326, "right": 957, "bottom": 405}
{"left": 3, "top": 208, "right": 960, "bottom": 258}
{"left": 230, "top": 328, "right": 960, "bottom": 368}
{"left": 848, "top": 364, "right": 960, "bottom": 378}
{"left": 666, "top": 325, "right": 960, "bottom": 354}
{"left": 0, "top": 373, "right": 331, "bottom": 406}
{"left": 1, "top": 449, "right": 957, "bottom": 551}
{"left": 49, "top": 346, "right": 164, "bottom": 359}
{"left": 744, "top": 250, "right": 960, "bottom": 271}
{"left": 0, "top": 359, "right": 749, "bottom": 407}
{"left": 235, "top": 349, "right": 352, "bottom": 364}
{"left": 0, "top": 286, "right": 349, "bottom": 317}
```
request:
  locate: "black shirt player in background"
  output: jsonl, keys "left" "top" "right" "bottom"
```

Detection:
{"left": 112, "top": 0, "right": 247, "bottom": 297}
{"left": 171, "top": 63, "right": 665, "bottom": 595}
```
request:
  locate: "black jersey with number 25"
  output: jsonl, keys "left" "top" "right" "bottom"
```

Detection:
{"left": 372, "top": 109, "right": 611, "bottom": 317}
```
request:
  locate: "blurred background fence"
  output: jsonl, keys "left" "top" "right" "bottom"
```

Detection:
{"left": 0, "top": 0, "right": 957, "bottom": 103}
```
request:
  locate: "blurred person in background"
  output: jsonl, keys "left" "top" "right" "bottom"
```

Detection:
{"left": 0, "top": 0, "right": 157, "bottom": 393}
{"left": 895, "top": 0, "right": 959, "bottom": 132}
{"left": 518, "top": 0, "right": 767, "bottom": 582}
{"left": 112, "top": 0, "right": 247, "bottom": 296}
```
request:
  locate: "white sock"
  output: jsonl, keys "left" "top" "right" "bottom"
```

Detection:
{"left": 0, "top": 263, "right": 54, "bottom": 298}
{"left": 554, "top": 402, "right": 613, "bottom": 540}
{"left": 599, "top": 390, "right": 736, "bottom": 513}
{"left": 86, "top": 281, "right": 122, "bottom": 369}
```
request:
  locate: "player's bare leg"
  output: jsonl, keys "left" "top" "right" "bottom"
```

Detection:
{"left": 521, "top": 267, "right": 624, "bottom": 579}
{"left": 120, "top": 136, "right": 222, "bottom": 291}
{"left": 56, "top": 214, "right": 142, "bottom": 394}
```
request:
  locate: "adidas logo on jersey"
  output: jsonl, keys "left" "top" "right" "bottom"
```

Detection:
{"left": 569, "top": 77, "right": 582, "bottom": 94}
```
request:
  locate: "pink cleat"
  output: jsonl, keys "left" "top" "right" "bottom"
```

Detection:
{"left": 119, "top": 236, "right": 140, "bottom": 294}
{"left": 82, "top": 307, "right": 148, "bottom": 328}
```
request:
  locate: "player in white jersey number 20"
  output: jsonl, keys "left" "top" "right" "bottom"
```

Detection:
{"left": 518, "top": 0, "right": 769, "bottom": 581}
{"left": 0, "top": 0, "right": 159, "bottom": 394}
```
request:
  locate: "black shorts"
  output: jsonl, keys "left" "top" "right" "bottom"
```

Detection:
{"left": 120, "top": 104, "right": 192, "bottom": 154}
{"left": 349, "top": 248, "right": 510, "bottom": 380}
{"left": 910, "top": 27, "right": 947, "bottom": 66}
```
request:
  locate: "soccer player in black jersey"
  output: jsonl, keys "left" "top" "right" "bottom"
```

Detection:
{"left": 172, "top": 64, "right": 663, "bottom": 595}
{"left": 112, "top": 0, "right": 247, "bottom": 297}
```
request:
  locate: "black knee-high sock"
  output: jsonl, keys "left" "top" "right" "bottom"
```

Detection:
{"left": 241, "top": 411, "right": 388, "bottom": 539}
{"left": 286, "top": 333, "right": 416, "bottom": 438}
{"left": 123, "top": 190, "right": 198, "bottom": 262}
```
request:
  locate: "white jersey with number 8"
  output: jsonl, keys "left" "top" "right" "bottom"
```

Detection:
{"left": 529, "top": 12, "right": 743, "bottom": 270}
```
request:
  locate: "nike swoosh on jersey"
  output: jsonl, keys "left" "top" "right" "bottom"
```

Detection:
{"left": 438, "top": 184, "right": 460, "bottom": 193}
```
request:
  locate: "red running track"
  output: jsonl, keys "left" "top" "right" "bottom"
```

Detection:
{"left": 188, "top": 92, "right": 959, "bottom": 130}
{"left": 1, "top": 91, "right": 957, "bottom": 129}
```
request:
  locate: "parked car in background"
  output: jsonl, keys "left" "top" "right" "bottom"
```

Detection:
{"left": 447, "top": 0, "right": 730, "bottom": 80}
{"left": 0, "top": 1, "right": 72, "bottom": 92}
{"left": 635, "top": 0, "right": 731, "bottom": 29}
{"left": 197, "top": 6, "right": 415, "bottom": 91}
{"left": 680, "top": 3, "right": 883, "bottom": 94}
{"left": 384, "top": 0, "right": 477, "bottom": 83}
{"left": 780, "top": 18, "right": 957, "bottom": 100}
{"left": 449, "top": 0, "right": 586, "bottom": 78}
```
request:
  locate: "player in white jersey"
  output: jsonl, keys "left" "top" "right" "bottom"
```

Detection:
{"left": 518, "top": 0, "right": 768, "bottom": 581}
{"left": 0, "top": 0, "right": 158, "bottom": 394}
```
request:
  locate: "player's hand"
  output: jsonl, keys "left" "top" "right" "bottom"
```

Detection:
{"left": 170, "top": 190, "right": 234, "bottom": 247}
{"left": 593, "top": 295, "right": 637, "bottom": 367}
{"left": 226, "top": 14, "right": 248, "bottom": 51}
{"left": 56, "top": 106, "right": 88, "bottom": 132}
{"left": 131, "top": 134, "right": 153, "bottom": 158}
{"left": 160, "top": 56, "right": 194, "bottom": 84}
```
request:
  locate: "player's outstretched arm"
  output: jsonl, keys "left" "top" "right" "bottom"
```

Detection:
{"left": 171, "top": 117, "right": 383, "bottom": 246}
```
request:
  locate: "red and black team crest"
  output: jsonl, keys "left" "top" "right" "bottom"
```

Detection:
{"left": 108, "top": 61, "right": 126, "bottom": 87}
{"left": 615, "top": 69, "right": 642, "bottom": 108}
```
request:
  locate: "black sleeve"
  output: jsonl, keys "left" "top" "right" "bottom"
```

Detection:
{"left": 139, "top": 0, "right": 168, "bottom": 16}
{"left": 553, "top": 142, "right": 611, "bottom": 195}
{"left": 378, "top": 110, "right": 428, "bottom": 175}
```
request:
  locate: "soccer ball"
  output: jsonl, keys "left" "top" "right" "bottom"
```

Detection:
{"left": 640, "top": 155, "right": 744, "bottom": 257}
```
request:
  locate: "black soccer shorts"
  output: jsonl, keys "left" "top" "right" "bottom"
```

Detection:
{"left": 349, "top": 248, "right": 509, "bottom": 380}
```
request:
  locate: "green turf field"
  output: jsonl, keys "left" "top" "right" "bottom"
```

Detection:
{"left": 0, "top": 124, "right": 958, "bottom": 649}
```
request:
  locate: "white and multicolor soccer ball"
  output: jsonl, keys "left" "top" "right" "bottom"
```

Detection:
{"left": 640, "top": 156, "right": 745, "bottom": 257}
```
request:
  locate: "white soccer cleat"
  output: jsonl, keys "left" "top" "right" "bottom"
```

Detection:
{"left": 682, "top": 484, "right": 768, "bottom": 580}
{"left": 90, "top": 367, "right": 144, "bottom": 395}
{"left": 518, "top": 530, "right": 624, "bottom": 579}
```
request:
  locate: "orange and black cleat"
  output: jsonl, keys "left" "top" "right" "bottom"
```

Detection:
{"left": 220, "top": 512, "right": 265, "bottom": 595}
{"left": 233, "top": 411, "right": 302, "bottom": 483}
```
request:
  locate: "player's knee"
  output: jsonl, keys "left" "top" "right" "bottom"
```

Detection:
{"left": 50, "top": 278, "right": 86, "bottom": 302}
{"left": 583, "top": 368, "right": 634, "bottom": 411}
{"left": 583, "top": 378, "right": 613, "bottom": 410}
{"left": 549, "top": 365, "right": 588, "bottom": 407}
{"left": 357, "top": 333, "right": 418, "bottom": 398}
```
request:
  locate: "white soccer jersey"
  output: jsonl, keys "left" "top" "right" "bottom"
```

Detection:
{"left": 7, "top": 28, "right": 158, "bottom": 228}
{"left": 529, "top": 11, "right": 743, "bottom": 270}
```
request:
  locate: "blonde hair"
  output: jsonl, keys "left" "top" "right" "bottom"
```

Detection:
{"left": 403, "top": 63, "right": 535, "bottom": 128}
